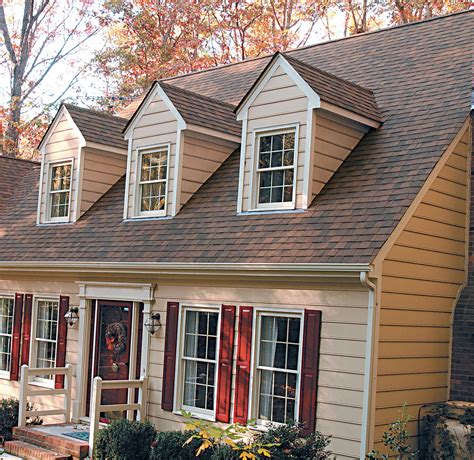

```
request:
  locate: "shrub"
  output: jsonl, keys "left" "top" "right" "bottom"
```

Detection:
{"left": 150, "top": 430, "right": 211, "bottom": 460}
{"left": 94, "top": 419, "right": 156, "bottom": 460}
{"left": 0, "top": 398, "right": 41, "bottom": 442}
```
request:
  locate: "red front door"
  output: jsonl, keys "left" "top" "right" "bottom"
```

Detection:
{"left": 94, "top": 300, "right": 133, "bottom": 421}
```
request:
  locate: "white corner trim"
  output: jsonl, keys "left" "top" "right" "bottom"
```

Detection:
{"left": 236, "top": 116, "right": 248, "bottom": 214}
{"left": 236, "top": 54, "right": 320, "bottom": 121}
{"left": 36, "top": 154, "right": 46, "bottom": 225}
{"left": 302, "top": 105, "right": 315, "bottom": 210}
{"left": 123, "top": 138, "right": 133, "bottom": 220}
{"left": 74, "top": 146, "right": 85, "bottom": 221}
{"left": 172, "top": 128, "right": 184, "bottom": 216}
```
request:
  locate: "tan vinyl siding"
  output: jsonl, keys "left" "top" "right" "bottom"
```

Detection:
{"left": 80, "top": 148, "right": 127, "bottom": 215}
{"left": 373, "top": 128, "right": 470, "bottom": 453}
{"left": 0, "top": 279, "right": 79, "bottom": 424}
{"left": 180, "top": 133, "right": 237, "bottom": 207}
{"left": 242, "top": 65, "right": 309, "bottom": 211}
{"left": 127, "top": 93, "right": 179, "bottom": 218}
{"left": 147, "top": 282, "right": 370, "bottom": 460}
{"left": 312, "top": 111, "right": 368, "bottom": 198}
{"left": 39, "top": 112, "right": 80, "bottom": 223}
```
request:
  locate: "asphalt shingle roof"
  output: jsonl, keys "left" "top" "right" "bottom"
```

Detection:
{"left": 0, "top": 11, "right": 472, "bottom": 264}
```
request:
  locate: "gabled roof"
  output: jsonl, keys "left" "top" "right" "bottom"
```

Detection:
{"left": 64, "top": 104, "right": 128, "bottom": 150}
{"left": 235, "top": 51, "right": 382, "bottom": 123}
{"left": 0, "top": 11, "right": 472, "bottom": 265}
{"left": 123, "top": 81, "right": 241, "bottom": 138}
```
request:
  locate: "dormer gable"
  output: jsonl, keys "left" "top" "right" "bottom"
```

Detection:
{"left": 123, "top": 82, "right": 241, "bottom": 219}
{"left": 235, "top": 52, "right": 381, "bottom": 213}
{"left": 37, "top": 104, "right": 128, "bottom": 225}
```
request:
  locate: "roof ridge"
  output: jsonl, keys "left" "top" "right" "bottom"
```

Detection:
{"left": 63, "top": 103, "right": 128, "bottom": 122}
{"left": 282, "top": 53, "right": 375, "bottom": 96}
{"left": 162, "top": 9, "right": 472, "bottom": 84}
{"left": 159, "top": 81, "right": 237, "bottom": 110}
{"left": 0, "top": 154, "right": 40, "bottom": 165}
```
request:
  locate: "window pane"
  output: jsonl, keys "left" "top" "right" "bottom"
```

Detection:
{"left": 270, "top": 186, "right": 283, "bottom": 203}
{"left": 272, "top": 134, "right": 283, "bottom": 151}
{"left": 271, "top": 150, "right": 282, "bottom": 168}
{"left": 259, "top": 152, "right": 270, "bottom": 169}
{"left": 283, "top": 132, "right": 295, "bottom": 150}
{"left": 183, "top": 360, "right": 215, "bottom": 411}
{"left": 140, "top": 151, "right": 167, "bottom": 183}
{"left": 51, "top": 191, "right": 69, "bottom": 218}
{"left": 50, "top": 164, "right": 71, "bottom": 192}
{"left": 259, "top": 136, "right": 272, "bottom": 152}
{"left": 140, "top": 182, "right": 166, "bottom": 212}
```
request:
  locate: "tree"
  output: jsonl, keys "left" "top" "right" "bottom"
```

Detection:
{"left": 390, "top": 0, "right": 470, "bottom": 24}
{"left": 0, "top": 0, "right": 99, "bottom": 157}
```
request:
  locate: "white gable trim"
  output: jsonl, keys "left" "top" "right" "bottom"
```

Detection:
{"left": 236, "top": 54, "right": 320, "bottom": 121}
{"left": 123, "top": 82, "right": 186, "bottom": 140}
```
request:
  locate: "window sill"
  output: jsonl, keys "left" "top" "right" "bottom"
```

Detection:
{"left": 238, "top": 209, "right": 305, "bottom": 216}
{"left": 124, "top": 214, "right": 172, "bottom": 222}
{"left": 173, "top": 409, "right": 216, "bottom": 423}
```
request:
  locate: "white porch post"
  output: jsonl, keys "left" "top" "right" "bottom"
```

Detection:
{"left": 72, "top": 291, "right": 91, "bottom": 421}
{"left": 140, "top": 300, "right": 152, "bottom": 378}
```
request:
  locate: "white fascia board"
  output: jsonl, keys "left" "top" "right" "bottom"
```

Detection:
{"left": 123, "top": 82, "right": 187, "bottom": 140}
{"left": 236, "top": 54, "right": 321, "bottom": 121}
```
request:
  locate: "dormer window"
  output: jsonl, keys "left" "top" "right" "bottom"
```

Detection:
{"left": 137, "top": 146, "right": 169, "bottom": 216}
{"left": 48, "top": 162, "right": 72, "bottom": 222}
{"left": 256, "top": 127, "right": 297, "bottom": 210}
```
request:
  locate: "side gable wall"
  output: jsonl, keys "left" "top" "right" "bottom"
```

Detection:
{"left": 372, "top": 124, "right": 470, "bottom": 453}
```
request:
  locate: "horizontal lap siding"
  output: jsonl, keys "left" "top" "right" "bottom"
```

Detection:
{"left": 147, "top": 282, "right": 369, "bottom": 459}
{"left": 180, "top": 134, "right": 236, "bottom": 207}
{"left": 374, "top": 129, "right": 470, "bottom": 453}
{"left": 0, "top": 279, "right": 79, "bottom": 424}
{"left": 40, "top": 113, "right": 80, "bottom": 222}
{"left": 128, "top": 95, "right": 178, "bottom": 218}
{"left": 80, "top": 148, "right": 127, "bottom": 215}
{"left": 242, "top": 66, "right": 308, "bottom": 211}
{"left": 312, "top": 112, "right": 367, "bottom": 198}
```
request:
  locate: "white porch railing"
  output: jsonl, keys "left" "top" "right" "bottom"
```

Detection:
{"left": 18, "top": 364, "right": 73, "bottom": 427}
{"left": 89, "top": 376, "right": 148, "bottom": 458}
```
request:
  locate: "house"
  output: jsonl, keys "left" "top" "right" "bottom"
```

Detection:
{"left": 0, "top": 10, "right": 472, "bottom": 460}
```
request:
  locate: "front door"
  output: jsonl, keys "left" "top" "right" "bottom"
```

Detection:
{"left": 92, "top": 300, "right": 133, "bottom": 421}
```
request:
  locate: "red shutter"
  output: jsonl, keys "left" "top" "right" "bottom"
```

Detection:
{"left": 55, "top": 296, "right": 69, "bottom": 389}
{"left": 10, "top": 294, "right": 24, "bottom": 381}
{"left": 299, "top": 309, "right": 322, "bottom": 435}
{"left": 21, "top": 294, "right": 33, "bottom": 367}
{"left": 162, "top": 301, "right": 179, "bottom": 412}
{"left": 233, "top": 306, "right": 253, "bottom": 425}
{"left": 216, "top": 305, "right": 236, "bottom": 423}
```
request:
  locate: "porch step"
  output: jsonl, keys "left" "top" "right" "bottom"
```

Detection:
{"left": 3, "top": 440, "right": 70, "bottom": 460}
{"left": 12, "top": 426, "right": 89, "bottom": 459}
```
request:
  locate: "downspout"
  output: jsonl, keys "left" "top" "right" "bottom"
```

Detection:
{"left": 360, "top": 271, "right": 377, "bottom": 458}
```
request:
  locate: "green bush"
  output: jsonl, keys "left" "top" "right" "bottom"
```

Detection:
{"left": 0, "top": 398, "right": 19, "bottom": 441}
{"left": 254, "top": 421, "right": 332, "bottom": 459}
{"left": 94, "top": 419, "right": 156, "bottom": 460}
{"left": 150, "top": 430, "right": 211, "bottom": 460}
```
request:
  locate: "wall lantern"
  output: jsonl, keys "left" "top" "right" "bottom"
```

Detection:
{"left": 64, "top": 306, "right": 79, "bottom": 327}
{"left": 145, "top": 312, "right": 161, "bottom": 335}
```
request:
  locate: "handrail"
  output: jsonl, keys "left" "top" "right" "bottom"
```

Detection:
{"left": 18, "top": 364, "right": 73, "bottom": 427}
{"left": 89, "top": 375, "right": 148, "bottom": 458}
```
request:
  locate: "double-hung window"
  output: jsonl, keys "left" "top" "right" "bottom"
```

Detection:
{"left": 33, "top": 299, "right": 59, "bottom": 384}
{"left": 48, "top": 162, "right": 72, "bottom": 221}
{"left": 0, "top": 297, "right": 14, "bottom": 378}
{"left": 255, "top": 313, "right": 302, "bottom": 425}
{"left": 180, "top": 308, "right": 219, "bottom": 418}
{"left": 138, "top": 146, "right": 169, "bottom": 216}
{"left": 256, "top": 128, "right": 297, "bottom": 209}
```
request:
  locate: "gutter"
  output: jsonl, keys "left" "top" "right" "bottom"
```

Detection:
{"left": 359, "top": 272, "right": 377, "bottom": 458}
{"left": 0, "top": 261, "right": 371, "bottom": 278}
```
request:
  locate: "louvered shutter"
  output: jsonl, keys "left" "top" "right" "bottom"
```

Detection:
{"left": 10, "top": 293, "right": 24, "bottom": 381}
{"left": 162, "top": 301, "right": 179, "bottom": 411}
{"left": 55, "top": 296, "right": 69, "bottom": 389}
{"left": 21, "top": 294, "right": 33, "bottom": 366}
{"left": 216, "top": 305, "right": 236, "bottom": 423}
{"left": 233, "top": 306, "right": 253, "bottom": 425}
{"left": 298, "top": 309, "right": 322, "bottom": 435}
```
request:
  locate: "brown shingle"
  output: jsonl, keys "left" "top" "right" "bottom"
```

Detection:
{"left": 0, "top": 11, "right": 472, "bottom": 265}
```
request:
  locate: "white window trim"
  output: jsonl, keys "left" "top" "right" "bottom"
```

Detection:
{"left": 0, "top": 294, "right": 15, "bottom": 380}
{"left": 173, "top": 303, "right": 221, "bottom": 421}
{"left": 45, "top": 159, "right": 74, "bottom": 223}
{"left": 134, "top": 143, "right": 171, "bottom": 218}
{"left": 249, "top": 124, "right": 299, "bottom": 212}
{"left": 248, "top": 307, "right": 304, "bottom": 428}
{"left": 29, "top": 296, "right": 60, "bottom": 388}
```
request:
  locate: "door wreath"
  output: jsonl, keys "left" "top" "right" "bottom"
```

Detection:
{"left": 105, "top": 321, "right": 127, "bottom": 353}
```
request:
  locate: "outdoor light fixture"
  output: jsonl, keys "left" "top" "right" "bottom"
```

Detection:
{"left": 64, "top": 306, "right": 79, "bottom": 327}
{"left": 144, "top": 312, "right": 161, "bottom": 335}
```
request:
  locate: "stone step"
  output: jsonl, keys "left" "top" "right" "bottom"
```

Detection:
{"left": 12, "top": 426, "right": 88, "bottom": 459}
{"left": 4, "top": 440, "right": 70, "bottom": 460}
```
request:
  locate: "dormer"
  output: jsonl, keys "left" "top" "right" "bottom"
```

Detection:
{"left": 235, "top": 52, "right": 382, "bottom": 213}
{"left": 123, "top": 82, "right": 241, "bottom": 219}
{"left": 37, "top": 104, "right": 128, "bottom": 224}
